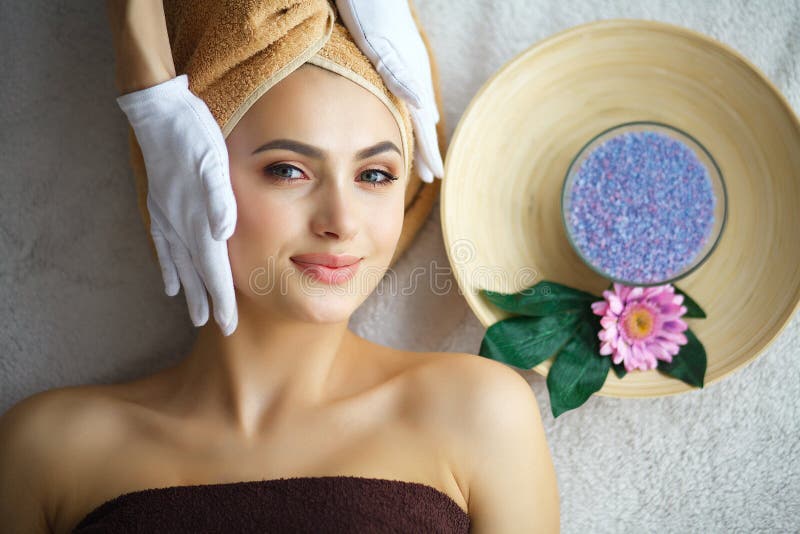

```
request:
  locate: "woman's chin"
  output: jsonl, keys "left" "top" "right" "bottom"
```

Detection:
{"left": 293, "top": 297, "right": 361, "bottom": 324}
{"left": 278, "top": 285, "right": 368, "bottom": 323}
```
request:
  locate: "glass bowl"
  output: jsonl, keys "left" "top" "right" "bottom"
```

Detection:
{"left": 561, "top": 120, "right": 728, "bottom": 287}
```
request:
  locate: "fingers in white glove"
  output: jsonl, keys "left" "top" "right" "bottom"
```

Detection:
{"left": 182, "top": 90, "right": 238, "bottom": 242}
{"left": 119, "top": 74, "right": 240, "bottom": 334}
{"left": 205, "top": 174, "right": 237, "bottom": 241}
{"left": 335, "top": 0, "right": 444, "bottom": 181}
{"left": 171, "top": 244, "right": 210, "bottom": 328}
{"left": 195, "top": 224, "right": 238, "bottom": 336}
{"left": 147, "top": 193, "right": 210, "bottom": 327}
{"left": 371, "top": 37, "right": 424, "bottom": 110}
{"left": 370, "top": 38, "right": 445, "bottom": 182}
{"left": 414, "top": 154, "right": 433, "bottom": 184}
{"left": 151, "top": 227, "right": 181, "bottom": 297}
{"left": 147, "top": 195, "right": 181, "bottom": 296}
{"left": 336, "top": 1, "right": 422, "bottom": 107}
{"left": 409, "top": 106, "right": 444, "bottom": 182}
{"left": 222, "top": 298, "right": 238, "bottom": 337}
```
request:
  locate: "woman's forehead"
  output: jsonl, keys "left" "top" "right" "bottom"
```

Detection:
{"left": 248, "top": 65, "right": 399, "bottom": 132}
{"left": 229, "top": 65, "right": 404, "bottom": 162}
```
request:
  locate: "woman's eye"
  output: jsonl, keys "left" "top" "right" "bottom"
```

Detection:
{"left": 265, "top": 164, "right": 304, "bottom": 182}
{"left": 263, "top": 164, "right": 398, "bottom": 188}
{"left": 359, "top": 169, "right": 398, "bottom": 188}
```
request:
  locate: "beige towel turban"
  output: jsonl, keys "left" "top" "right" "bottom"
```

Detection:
{"left": 127, "top": 0, "right": 444, "bottom": 268}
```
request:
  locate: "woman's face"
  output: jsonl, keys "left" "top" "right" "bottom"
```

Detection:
{"left": 225, "top": 64, "right": 406, "bottom": 323}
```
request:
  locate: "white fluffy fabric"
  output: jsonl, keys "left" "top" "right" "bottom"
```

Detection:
{"left": 0, "top": 0, "right": 798, "bottom": 531}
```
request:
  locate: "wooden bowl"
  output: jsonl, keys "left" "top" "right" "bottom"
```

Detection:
{"left": 441, "top": 19, "right": 800, "bottom": 398}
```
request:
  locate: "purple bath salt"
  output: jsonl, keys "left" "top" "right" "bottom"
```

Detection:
{"left": 565, "top": 129, "right": 717, "bottom": 285}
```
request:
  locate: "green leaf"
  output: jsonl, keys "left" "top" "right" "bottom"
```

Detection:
{"left": 546, "top": 319, "right": 612, "bottom": 418}
{"left": 611, "top": 363, "right": 627, "bottom": 379}
{"left": 656, "top": 327, "right": 706, "bottom": 387}
{"left": 672, "top": 285, "right": 707, "bottom": 319}
{"left": 481, "top": 280, "right": 599, "bottom": 317}
{"left": 478, "top": 312, "right": 584, "bottom": 369}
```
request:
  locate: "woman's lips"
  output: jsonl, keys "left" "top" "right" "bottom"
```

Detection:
{"left": 290, "top": 258, "right": 362, "bottom": 285}
{"left": 290, "top": 253, "right": 361, "bottom": 267}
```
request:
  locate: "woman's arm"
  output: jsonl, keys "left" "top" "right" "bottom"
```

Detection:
{"left": 460, "top": 360, "right": 561, "bottom": 533}
{"left": 0, "top": 394, "right": 60, "bottom": 534}
{"left": 105, "top": 0, "right": 176, "bottom": 94}
{"left": 104, "top": 1, "right": 239, "bottom": 336}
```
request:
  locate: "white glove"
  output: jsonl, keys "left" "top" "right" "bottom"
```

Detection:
{"left": 335, "top": 0, "right": 444, "bottom": 183}
{"left": 116, "top": 74, "right": 238, "bottom": 336}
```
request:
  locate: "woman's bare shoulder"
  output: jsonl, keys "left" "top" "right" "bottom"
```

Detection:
{"left": 2, "top": 383, "right": 131, "bottom": 437}
{"left": 0, "top": 384, "right": 133, "bottom": 470}
{"left": 408, "top": 350, "right": 534, "bottom": 399}
{"left": 403, "top": 351, "right": 553, "bottom": 514}
{"left": 0, "top": 385, "right": 118, "bottom": 452}
{"left": 419, "top": 352, "right": 559, "bottom": 532}
{"left": 0, "top": 384, "right": 132, "bottom": 532}
{"left": 404, "top": 350, "right": 540, "bottom": 441}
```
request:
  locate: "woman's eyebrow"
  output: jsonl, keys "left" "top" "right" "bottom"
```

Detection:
{"left": 250, "top": 138, "right": 401, "bottom": 160}
{"left": 355, "top": 141, "right": 401, "bottom": 160}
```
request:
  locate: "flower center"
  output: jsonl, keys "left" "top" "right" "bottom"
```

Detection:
{"left": 623, "top": 306, "right": 654, "bottom": 340}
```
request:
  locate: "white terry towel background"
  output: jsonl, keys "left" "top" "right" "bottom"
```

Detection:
{"left": 0, "top": 1, "right": 798, "bottom": 532}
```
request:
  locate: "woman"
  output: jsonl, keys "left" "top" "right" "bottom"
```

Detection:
{"left": 0, "top": 1, "right": 560, "bottom": 533}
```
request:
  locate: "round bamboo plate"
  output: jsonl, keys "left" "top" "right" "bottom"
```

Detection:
{"left": 441, "top": 18, "right": 800, "bottom": 398}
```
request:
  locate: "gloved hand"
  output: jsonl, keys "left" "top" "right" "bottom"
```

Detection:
{"left": 116, "top": 74, "right": 239, "bottom": 336}
{"left": 335, "top": 0, "right": 444, "bottom": 183}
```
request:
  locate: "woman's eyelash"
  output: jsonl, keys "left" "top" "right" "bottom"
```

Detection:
{"left": 263, "top": 163, "right": 398, "bottom": 188}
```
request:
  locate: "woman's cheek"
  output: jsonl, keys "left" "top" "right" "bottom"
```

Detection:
{"left": 227, "top": 190, "right": 292, "bottom": 291}
{"left": 370, "top": 194, "right": 404, "bottom": 258}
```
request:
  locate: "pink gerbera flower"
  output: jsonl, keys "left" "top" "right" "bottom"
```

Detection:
{"left": 590, "top": 283, "right": 689, "bottom": 372}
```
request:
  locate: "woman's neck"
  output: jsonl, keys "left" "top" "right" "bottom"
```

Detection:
{"left": 167, "top": 297, "right": 362, "bottom": 441}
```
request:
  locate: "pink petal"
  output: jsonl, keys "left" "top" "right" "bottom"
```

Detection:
{"left": 619, "top": 284, "right": 632, "bottom": 301}
{"left": 608, "top": 294, "right": 624, "bottom": 315}
{"left": 642, "top": 286, "right": 663, "bottom": 298}
{"left": 658, "top": 330, "right": 688, "bottom": 345}
{"left": 659, "top": 340, "right": 681, "bottom": 355}
{"left": 660, "top": 303, "right": 685, "bottom": 316}
{"left": 650, "top": 343, "right": 673, "bottom": 362}
{"left": 655, "top": 342, "right": 674, "bottom": 363}
{"left": 605, "top": 324, "right": 618, "bottom": 342}
{"left": 624, "top": 355, "right": 641, "bottom": 372}
{"left": 591, "top": 300, "right": 608, "bottom": 316}
{"left": 600, "top": 315, "right": 617, "bottom": 329}
{"left": 646, "top": 342, "right": 663, "bottom": 357}
{"left": 612, "top": 282, "right": 624, "bottom": 297}
{"left": 632, "top": 342, "right": 647, "bottom": 363}
{"left": 628, "top": 287, "right": 644, "bottom": 300}
{"left": 655, "top": 291, "right": 677, "bottom": 306}
{"left": 662, "top": 319, "right": 688, "bottom": 333}
{"left": 617, "top": 339, "right": 632, "bottom": 361}
{"left": 600, "top": 341, "right": 613, "bottom": 355}
{"left": 631, "top": 342, "right": 658, "bottom": 371}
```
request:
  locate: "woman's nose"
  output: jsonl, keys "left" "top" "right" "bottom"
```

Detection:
{"left": 309, "top": 178, "right": 360, "bottom": 241}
